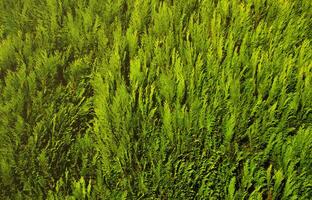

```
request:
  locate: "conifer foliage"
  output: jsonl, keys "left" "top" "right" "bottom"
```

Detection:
{"left": 0, "top": 0, "right": 311, "bottom": 199}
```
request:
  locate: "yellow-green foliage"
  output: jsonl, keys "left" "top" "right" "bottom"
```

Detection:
{"left": 0, "top": 0, "right": 311, "bottom": 199}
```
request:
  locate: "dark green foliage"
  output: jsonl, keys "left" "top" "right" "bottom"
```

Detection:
{"left": 0, "top": 0, "right": 311, "bottom": 199}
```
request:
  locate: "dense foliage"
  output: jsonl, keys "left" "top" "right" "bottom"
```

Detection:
{"left": 0, "top": 0, "right": 311, "bottom": 199}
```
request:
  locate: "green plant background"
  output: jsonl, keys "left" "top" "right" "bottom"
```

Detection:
{"left": 0, "top": 0, "right": 311, "bottom": 199}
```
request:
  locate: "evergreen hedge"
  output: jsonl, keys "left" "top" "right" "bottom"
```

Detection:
{"left": 0, "top": 0, "right": 311, "bottom": 199}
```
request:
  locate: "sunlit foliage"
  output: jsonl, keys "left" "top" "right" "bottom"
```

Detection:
{"left": 0, "top": 0, "right": 311, "bottom": 199}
